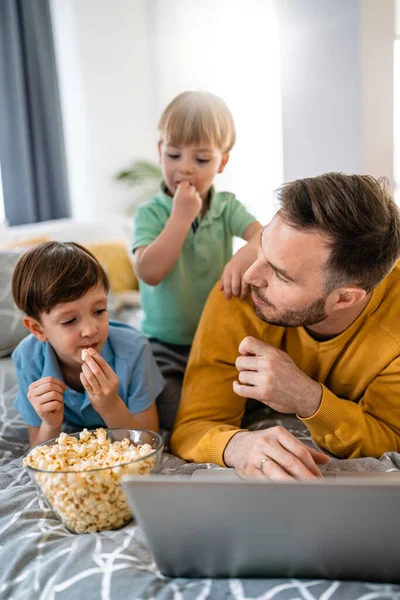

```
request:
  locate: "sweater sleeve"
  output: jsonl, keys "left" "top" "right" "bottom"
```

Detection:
{"left": 300, "top": 356, "right": 400, "bottom": 458}
{"left": 170, "top": 285, "right": 257, "bottom": 465}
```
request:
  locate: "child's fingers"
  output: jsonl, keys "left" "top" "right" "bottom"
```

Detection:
{"left": 223, "top": 279, "right": 232, "bottom": 300}
{"left": 83, "top": 349, "right": 114, "bottom": 379}
{"left": 80, "top": 371, "right": 93, "bottom": 393}
{"left": 41, "top": 400, "right": 63, "bottom": 415}
{"left": 30, "top": 377, "right": 68, "bottom": 392}
{"left": 230, "top": 273, "right": 242, "bottom": 297}
{"left": 33, "top": 380, "right": 66, "bottom": 397}
{"left": 39, "top": 391, "right": 64, "bottom": 405}
{"left": 29, "top": 390, "right": 64, "bottom": 408}
{"left": 81, "top": 362, "right": 102, "bottom": 391}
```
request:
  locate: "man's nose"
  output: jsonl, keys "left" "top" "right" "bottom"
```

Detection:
{"left": 81, "top": 317, "right": 98, "bottom": 338}
{"left": 244, "top": 256, "right": 267, "bottom": 287}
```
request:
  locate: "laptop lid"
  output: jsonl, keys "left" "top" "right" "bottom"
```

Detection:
{"left": 122, "top": 473, "right": 400, "bottom": 580}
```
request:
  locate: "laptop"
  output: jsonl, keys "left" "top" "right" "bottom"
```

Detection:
{"left": 122, "top": 470, "right": 400, "bottom": 581}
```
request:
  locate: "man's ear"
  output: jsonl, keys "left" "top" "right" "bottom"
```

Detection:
{"left": 23, "top": 316, "right": 48, "bottom": 342}
{"left": 218, "top": 153, "right": 230, "bottom": 174}
{"left": 326, "top": 286, "right": 367, "bottom": 313}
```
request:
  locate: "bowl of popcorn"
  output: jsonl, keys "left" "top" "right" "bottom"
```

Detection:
{"left": 23, "top": 427, "right": 163, "bottom": 534}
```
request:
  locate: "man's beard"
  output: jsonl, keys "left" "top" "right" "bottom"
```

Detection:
{"left": 251, "top": 285, "right": 328, "bottom": 327}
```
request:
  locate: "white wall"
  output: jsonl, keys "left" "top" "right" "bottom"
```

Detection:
{"left": 361, "top": 0, "right": 395, "bottom": 184}
{"left": 394, "top": 0, "right": 400, "bottom": 192}
{"left": 397, "top": 0, "right": 400, "bottom": 36}
{"left": 149, "top": 0, "right": 283, "bottom": 224}
{"left": 277, "top": 0, "right": 395, "bottom": 186}
{"left": 50, "top": 0, "right": 158, "bottom": 221}
{"left": 50, "top": 0, "right": 396, "bottom": 224}
{"left": 50, "top": 0, "right": 283, "bottom": 225}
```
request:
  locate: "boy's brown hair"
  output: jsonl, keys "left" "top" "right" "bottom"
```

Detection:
{"left": 12, "top": 241, "right": 110, "bottom": 321}
{"left": 277, "top": 173, "right": 400, "bottom": 293}
{"left": 158, "top": 90, "right": 236, "bottom": 153}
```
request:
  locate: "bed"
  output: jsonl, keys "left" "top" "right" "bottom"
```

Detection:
{"left": 2, "top": 351, "right": 400, "bottom": 600}
{"left": 1, "top": 221, "right": 400, "bottom": 599}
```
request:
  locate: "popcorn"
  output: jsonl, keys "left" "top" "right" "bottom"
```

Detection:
{"left": 24, "top": 428, "right": 156, "bottom": 533}
{"left": 81, "top": 348, "right": 89, "bottom": 361}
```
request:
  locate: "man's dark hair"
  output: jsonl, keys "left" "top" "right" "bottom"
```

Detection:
{"left": 277, "top": 173, "right": 400, "bottom": 293}
{"left": 12, "top": 241, "right": 110, "bottom": 321}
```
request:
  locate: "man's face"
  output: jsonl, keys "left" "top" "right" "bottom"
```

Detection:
{"left": 244, "top": 214, "right": 332, "bottom": 327}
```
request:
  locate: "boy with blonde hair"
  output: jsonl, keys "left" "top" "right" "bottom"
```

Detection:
{"left": 12, "top": 242, "right": 162, "bottom": 446}
{"left": 133, "top": 90, "right": 262, "bottom": 431}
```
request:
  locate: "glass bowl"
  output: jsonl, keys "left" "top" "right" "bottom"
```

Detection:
{"left": 23, "top": 428, "right": 163, "bottom": 534}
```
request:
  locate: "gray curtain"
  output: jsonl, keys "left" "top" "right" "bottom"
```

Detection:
{"left": 0, "top": 0, "right": 70, "bottom": 226}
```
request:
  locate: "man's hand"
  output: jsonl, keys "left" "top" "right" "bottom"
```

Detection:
{"left": 80, "top": 348, "right": 120, "bottom": 414}
{"left": 171, "top": 181, "right": 202, "bottom": 224}
{"left": 234, "top": 337, "right": 322, "bottom": 417}
{"left": 27, "top": 376, "right": 67, "bottom": 429}
{"left": 219, "top": 244, "right": 258, "bottom": 300}
{"left": 224, "top": 427, "right": 330, "bottom": 480}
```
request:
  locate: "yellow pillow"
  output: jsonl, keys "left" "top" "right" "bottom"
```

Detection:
{"left": 85, "top": 241, "right": 139, "bottom": 292}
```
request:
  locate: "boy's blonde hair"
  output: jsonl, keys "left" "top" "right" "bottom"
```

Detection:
{"left": 158, "top": 91, "right": 236, "bottom": 153}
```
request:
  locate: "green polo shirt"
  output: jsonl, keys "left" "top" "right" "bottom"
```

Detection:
{"left": 132, "top": 184, "right": 257, "bottom": 344}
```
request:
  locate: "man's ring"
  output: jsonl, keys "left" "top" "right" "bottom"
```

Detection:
{"left": 259, "top": 457, "right": 270, "bottom": 471}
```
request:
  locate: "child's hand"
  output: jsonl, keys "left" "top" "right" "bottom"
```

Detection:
{"left": 220, "top": 244, "right": 258, "bottom": 300}
{"left": 27, "top": 376, "right": 67, "bottom": 429}
{"left": 80, "top": 348, "right": 120, "bottom": 415}
{"left": 171, "top": 181, "right": 202, "bottom": 224}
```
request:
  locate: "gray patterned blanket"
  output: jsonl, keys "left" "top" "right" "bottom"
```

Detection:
{"left": 2, "top": 356, "right": 400, "bottom": 600}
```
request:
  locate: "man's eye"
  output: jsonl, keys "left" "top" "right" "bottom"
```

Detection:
{"left": 167, "top": 154, "right": 180, "bottom": 159}
{"left": 196, "top": 158, "right": 210, "bottom": 164}
{"left": 276, "top": 272, "right": 289, "bottom": 283}
{"left": 61, "top": 318, "right": 76, "bottom": 326}
{"left": 95, "top": 309, "right": 107, "bottom": 315}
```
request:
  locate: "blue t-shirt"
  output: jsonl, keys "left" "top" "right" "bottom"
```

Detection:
{"left": 12, "top": 320, "right": 164, "bottom": 428}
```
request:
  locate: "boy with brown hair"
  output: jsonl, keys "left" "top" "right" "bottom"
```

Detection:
{"left": 12, "top": 241, "right": 162, "bottom": 446}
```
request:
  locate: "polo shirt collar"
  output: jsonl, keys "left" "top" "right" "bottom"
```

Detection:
{"left": 158, "top": 181, "right": 227, "bottom": 220}
{"left": 42, "top": 343, "right": 64, "bottom": 380}
{"left": 100, "top": 338, "right": 113, "bottom": 367}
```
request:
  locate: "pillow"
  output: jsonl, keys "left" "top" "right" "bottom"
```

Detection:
{"left": 85, "top": 241, "right": 139, "bottom": 293}
{"left": 0, "top": 249, "right": 29, "bottom": 357}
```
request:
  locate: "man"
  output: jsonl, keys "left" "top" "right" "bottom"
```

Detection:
{"left": 170, "top": 173, "right": 400, "bottom": 480}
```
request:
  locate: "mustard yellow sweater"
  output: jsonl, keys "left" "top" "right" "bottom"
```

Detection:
{"left": 170, "top": 262, "right": 400, "bottom": 465}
